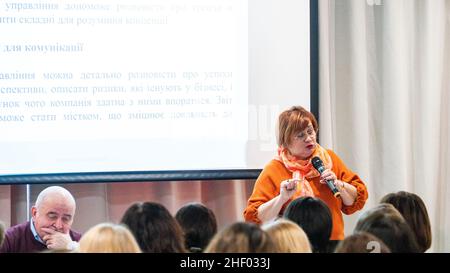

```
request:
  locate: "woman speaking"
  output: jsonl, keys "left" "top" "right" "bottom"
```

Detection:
{"left": 244, "top": 106, "right": 368, "bottom": 240}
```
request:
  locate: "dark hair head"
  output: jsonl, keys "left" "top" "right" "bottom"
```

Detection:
{"left": 277, "top": 106, "right": 318, "bottom": 148}
{"left": 283, "top": 196, "right": 332, "bottom": 253}
{"left": 334, "top": 231, "right": 391, "bottom": 253}
{"left": 205, "top": 222, "right": 274, "bottom": 253}
{"left": 354, "top": 203, "right": 420, "bottom": 253}
{"left": 120, "top": 202, "right": 186, "bottom": 253}
{"left": 380, "top": 191, "right": 432, "bottom": 252}
{"left": 175, "top": 202, "right": 217, "bottom": 252}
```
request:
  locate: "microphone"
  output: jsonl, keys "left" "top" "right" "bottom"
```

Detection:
{"left": 311, "top": 156, "right": 341, "bottom": 198}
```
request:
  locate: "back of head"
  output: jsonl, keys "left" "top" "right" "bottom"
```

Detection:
{"left": 205, "top": 222, "right": 274, "bottom": 253}
{"left": 79, "top": 223, "right": 141, "bottom": 253}
{"left": 121, "top": 202, "right": 186, "bottom": 253}
{"left": 175, "top": 202, "right": 217, "bottom": 252}
{"left": 283, "top": 196, "right": 332, "bottom": 253}
{"left": 334, "top": 231, "right": 391, "bottom": 253}
{"left": 263, "top": 219, "right": 312, "bottom": 253}
{"left": 380, "top": 191, "right": 432, "bottom": 252}
{"left": 355, "top": 203, "right": 420, "bottom": 253}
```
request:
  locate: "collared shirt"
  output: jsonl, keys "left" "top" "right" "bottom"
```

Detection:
{"left": 30, "top": 219, "right": 46, "bottom": 245}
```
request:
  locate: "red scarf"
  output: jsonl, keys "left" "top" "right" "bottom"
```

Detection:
{"left": 275, "top": 144, "right": 333, "bottom": 197}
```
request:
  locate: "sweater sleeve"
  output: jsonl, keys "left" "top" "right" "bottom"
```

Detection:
{"left": 243, "top": 162, "right": 282, "bottom": 224}
{"left": 328, "top": 150, "right": 369, "bottom": 215}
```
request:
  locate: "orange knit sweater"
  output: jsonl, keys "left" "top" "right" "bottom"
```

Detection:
{"left": 243, "top": 150, "right": 368, "bottom": 240}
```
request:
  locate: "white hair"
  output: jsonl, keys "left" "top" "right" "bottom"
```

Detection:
{"left": 35, "top": 186, "right": 76, "bottom": 210}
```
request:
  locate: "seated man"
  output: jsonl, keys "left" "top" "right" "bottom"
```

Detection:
{"left": 0, "top": 186, "right": 81, "bottom": 253}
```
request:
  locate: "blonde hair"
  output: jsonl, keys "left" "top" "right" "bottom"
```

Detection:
{"left": 205, "top": 222, "right": 273, "bottom": 253}
{"left": 263, "top": 219, "right": 312, "bottom": 253}
{"left": 79, "top": 223, "right": 141, "bottom": 253}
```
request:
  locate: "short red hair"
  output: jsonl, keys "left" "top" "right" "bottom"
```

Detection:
{"left": 277, "top": 106, "right": 318, "bottom": 147}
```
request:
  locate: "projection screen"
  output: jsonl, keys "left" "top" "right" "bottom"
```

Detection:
{"left": 0, "top": 0, "right": 313, "bottom": 183}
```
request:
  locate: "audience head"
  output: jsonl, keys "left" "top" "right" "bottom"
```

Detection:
{"left": 262, "top": 219, "right": 312, "bottom": 253}
{"left": 380, "top": 191, "right": 432, "bottom": 252}
{"left": 354, "top": 203, "right": 420, "bottom": 253}
{"left": 31, "top": 186, "right": 76, "bottom": 240}
{"left": 78, "top": 223, "right": 141, "bottom": 253}
{"left": 334, "top": 231, "right": 391, "bottom": 253}
{"left": 175, "top": 202, "right": 217, "bottom": 252}
{"left": 205, "top": 222, "right": 274, "bottom": 253}
{"left": 121, "top": 202, "right": 186, "bottom": 253}
{"left": 283, "top": 196, "right": 332, "bottom": 252}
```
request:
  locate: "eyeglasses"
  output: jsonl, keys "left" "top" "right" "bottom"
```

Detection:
{"left": 294, "top": 127, "right": 316, "bottom": 141}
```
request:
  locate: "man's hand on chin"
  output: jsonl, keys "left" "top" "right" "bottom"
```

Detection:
{"left": 41, "top": 227, "right": 76, "bottom": 250}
